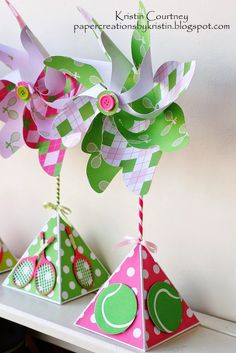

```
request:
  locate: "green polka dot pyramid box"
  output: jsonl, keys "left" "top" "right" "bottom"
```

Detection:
{"left": 0, "top": 238, "right": 17, "bottom": 274}
{"left": 3, "top": 213, "right": 109, "bottom": 304}
{"left": 76, "top": 244, "right": 199, "bottom": 351}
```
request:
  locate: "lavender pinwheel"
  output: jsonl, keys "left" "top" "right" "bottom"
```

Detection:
{"left": 0, "top": 0, "right": 81, "bottom": 176}
{"left": 45, "top": 2, "right": 195, "bottom": 194}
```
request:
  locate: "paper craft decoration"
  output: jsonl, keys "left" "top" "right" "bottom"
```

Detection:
{"left": 12, "top": 233, "right": 55, "bottom": 290}
{"left": 1, "top": 7, "right": 198, "bottom": 346}
{"left": 44, "top": 1, "right": 195, "bottom": 195}
{"left": 0, "top": 0, "right": 81, "bottom": 176}
{"left": 34, "top": 231, "right": 57, "bottom": 296}
{"left": 76, "top": 243, "right": 199, "bottom": 351}
{"left": 0, "top": 238, "right": 17, "bottom": 274}
{"left": 4, "top": 211, "right": 110, "bottom": 304}
{"left": 1, "top": 1, "right": 110, "bottom": 304}
{"left": 65, "top": 226, "right": 94, "bottom": 289}
{"left": 76, "top": 190, "right": 199, "bottom": 350}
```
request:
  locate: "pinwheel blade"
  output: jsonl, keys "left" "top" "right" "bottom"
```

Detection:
{"left": 82, "top": 113, "right": 105, "bottom": 154}
{"left": 43, "top": 96, "right": 99, "bottom": 141}
{"left": 29, "top": 93, "right": 56, "bottom": 138}
{"left": 131, "top": 1, "right": 151, "bottom": 68}
{"left": 4, "top": 0, "right": 48, "bottom": 82}
{"left": 20, "top": 28, "right": 48, "bottom": 82}
{"left": 120, "top": 49, "right": 153, "bottom": 104}
{"left": 101, "top": 117, "right": 162, "bottom": 195}
{"left": 5, "top": 0, "right": 48, "bottom": 57}
{"left": 82, "top": 114, "right": 120, "bottom": 193}
{"left": 78, "top": 5, "right": 133, "bottom": 93}
{"left": 0, "top": 44, "right": 28, "bottom": 73}
{"left": 23, "top": 107, "right": 41, "bottom": 148}
{"left": 45, "top": 67, "right": 66, "bottom": 96}
{"left": 153, "top": 60, "right": 196, "bottom": 106}
{"left": 38, "top": 138, "right": 66, "bottom": 177}
{"left": 0, "top": 80, "right": 15, "bottom": 103}
{"left": 44, "top": 56, "right": 103, "bottom": 90}
{"left": 2, "top": 70, "right": 21, "bottom": 85}
{"left": 23, "top": 108, "right": 66, "bottom": 176}
{"left": 62, "top": 132, "right": 81, "bottom": 148}
{"left": 87, "top": 152, "right": 121, "bottom": 193}
{"left": 0, "top": 91, "right": 25, "bottom": 158}
{"left": 114, "top": 104, "right": 189, "bottom": 152}
{"left": 124, "top": 61, "right": 196, "bottom": 119}
{"left": 122, "top": 147, "right": 162, "bottom": 195}
{"left": 77, "top": 6, "right": 110, "bottom": 60}
{"left": 101, "top": 31, "right": 133, "bottom": 93}
{"left": 72, "top": 58, "right": 112, "bottom": 88}
{"left": 5, "top": 0, "right": 25, "bottom": 28}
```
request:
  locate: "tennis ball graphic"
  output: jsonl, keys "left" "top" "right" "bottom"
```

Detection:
{"left": 147, "top": 282, "right": 183, "bottom": 333}
{"left": 95, "top": 283, "right": 137, "bottom": 334}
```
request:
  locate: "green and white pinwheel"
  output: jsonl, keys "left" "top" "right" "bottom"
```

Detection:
{"left": 44, "top": 1, "right": 195, "bottom": 195}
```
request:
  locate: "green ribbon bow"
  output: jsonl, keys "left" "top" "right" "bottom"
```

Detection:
{"left": 43, "top": 202, "right": 72, "bottom": 227}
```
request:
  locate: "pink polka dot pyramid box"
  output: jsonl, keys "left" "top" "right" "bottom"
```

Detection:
{"left": 76, "top": 244, "right": 199, "bottom": 351}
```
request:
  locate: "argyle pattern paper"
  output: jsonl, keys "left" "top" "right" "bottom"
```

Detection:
{"left": 101, "top": 117, "right": 161, "bottom": 195}
{"left": 23, "top": 108, "right": 65, "bottom": 176}
{"left": 49, "top": 96, "right": 98, "bottom": 140}
{"left": 0, "top": 80, "right": 15, "bottom": 102}
{"left": 153, "top": 61, "right": 195, "bottom": 109}
{"left": 23, "top": 108, "right": 41, "bottom": 148}
{"left": 31, "top": 71, "right": 81, "bottom": 133}
{"left": 38, "top": 138, "right": 65, "bottom": 176}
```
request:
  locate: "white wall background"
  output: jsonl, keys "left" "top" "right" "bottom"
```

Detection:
{"left": 0, "top": 0, "right": 235, "bottom": 321}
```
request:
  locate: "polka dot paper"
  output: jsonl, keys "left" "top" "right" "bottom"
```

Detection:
{"left": 0, "top": 238, "right": 17, "bottom": 274}
{"left": 3, "top": 212, "right": 110, "bottom": 304}
{"left": 76, "top": 244, "right": 199, "bottom": 351}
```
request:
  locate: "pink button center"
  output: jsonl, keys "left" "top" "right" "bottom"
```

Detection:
{"left": 99, "top": 94, "right": 115, "bottom": 112}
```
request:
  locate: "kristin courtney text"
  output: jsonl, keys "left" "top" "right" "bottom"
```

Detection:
{"left": 115, "top": 11, "right": 189, "bottom": 23}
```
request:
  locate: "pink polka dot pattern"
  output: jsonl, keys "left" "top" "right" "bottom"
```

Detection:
{"left": 142, "top": 245, "right": 199, "bottom": 349}
{"left": 75, "top": 244, "right": 199, "bottom": 351}
{"left": 76, "top": 245, "right": 144, "bottom": 350}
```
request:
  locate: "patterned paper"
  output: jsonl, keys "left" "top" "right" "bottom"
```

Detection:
{"left": 101, "top": 117, "right": 162, "bottom": 195}
{"left": 23, "top": 108, "right": 66, "bottom": 176}
{"left": 38, "top": 139, "right": 66, "bottom": 177}
{"left": 4, "top": 213, "right": 110, "bottom": 304}
{"left": 45, "top": 96, "right": 98, "bottom": 141}
{"left": 45, "top": 1, "right": 195, "bottom": 195}
{"left": 131, "top": 1, "right": 150, "bottom": 69}
{"left": 0, "top": 1, "right": 83, "bottom": 176}
{"left": 76, "top": 244, "right": 199, "bottom": 351}
{"left": 0, "top": 238, "right": 17, "bottom": 274}
{"left": 77, "top": 245, "right": 144, "bottom": 349}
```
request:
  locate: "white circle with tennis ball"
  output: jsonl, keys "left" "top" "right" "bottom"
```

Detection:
{"left": 95, "top": 283, "right": 138, "bottom": 335}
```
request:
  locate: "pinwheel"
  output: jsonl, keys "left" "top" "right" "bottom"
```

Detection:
{"left": 44, "top": 2, "right": 195, "bottom": 194}
{"left": 0, "top": 0, "right": 81, "bottom": 176}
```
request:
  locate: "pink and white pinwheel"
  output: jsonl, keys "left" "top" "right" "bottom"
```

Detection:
{"left": 0, "top": 0, "right": 81, "bottom": 176}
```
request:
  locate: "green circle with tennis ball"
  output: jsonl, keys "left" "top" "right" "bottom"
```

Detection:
{"left": 147, "top": 282, "right": 183, "bottom": 333}
{"left": 95, "top": 283, "right": 137, "bottom": 335}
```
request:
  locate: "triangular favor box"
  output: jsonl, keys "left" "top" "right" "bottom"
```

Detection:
{"left": 76, "top": 244, "right": 199, "bottom": 351}
{"left": 0, "top": 238, "right": 17, "bottom": 273}
{"left": 3, "top": 213, "right": 110, "bottom": 304}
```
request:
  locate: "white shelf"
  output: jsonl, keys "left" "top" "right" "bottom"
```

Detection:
{"left": 1, "top": 273, "right": 236, "bottom": 353}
